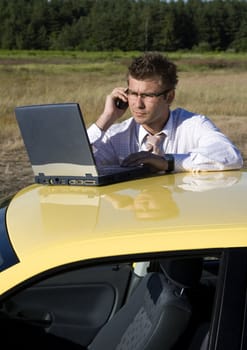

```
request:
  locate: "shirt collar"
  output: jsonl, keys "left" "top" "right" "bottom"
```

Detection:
{"left": 138, "top": 125, "right": 149, "bottom": 145}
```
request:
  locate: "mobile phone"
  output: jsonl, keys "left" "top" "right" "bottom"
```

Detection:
{"left": 115, "top": 98, "right": 128, "bottom": 110}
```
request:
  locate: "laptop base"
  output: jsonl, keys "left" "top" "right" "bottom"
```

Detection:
{"left": 36, "top": 166, "right": 151, "bottom": 186}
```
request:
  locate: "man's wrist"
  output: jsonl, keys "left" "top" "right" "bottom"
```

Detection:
{"left": 163, "top": 154, "right": 174, "bottom": 172}
{"left": 95, "top": 121, "right": 106, "bottom": 132}
{"left": 96, "top": 113, "right": 115, "bottom": 132}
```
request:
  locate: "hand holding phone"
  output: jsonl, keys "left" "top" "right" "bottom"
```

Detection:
{"left": 115, "top": 98, "right": 128, "bottom": 110}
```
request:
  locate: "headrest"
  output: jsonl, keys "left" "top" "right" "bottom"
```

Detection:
{"left": 159, "top": 257, "right": 203, "bottom": 289}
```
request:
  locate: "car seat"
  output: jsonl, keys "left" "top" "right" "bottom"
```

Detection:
{"left": 88, "top": 257, "right": 203, "bottom": 350}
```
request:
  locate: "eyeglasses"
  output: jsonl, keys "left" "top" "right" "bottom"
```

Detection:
{"left": 126, "top": 88, "right": 171, "bottom": 101}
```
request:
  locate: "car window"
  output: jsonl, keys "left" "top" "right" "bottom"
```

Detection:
{"left": 0, "top": 207, "right": 19, "bottom": 272}
{"left": 1, "top": 249, "right": 247, "bottom": 349}
{"left": 0, "top": 252, "right": 221, "bottom": 349}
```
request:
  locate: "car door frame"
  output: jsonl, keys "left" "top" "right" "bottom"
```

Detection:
{"left": 209, "top": 247, "right": 247, "bottom": 350}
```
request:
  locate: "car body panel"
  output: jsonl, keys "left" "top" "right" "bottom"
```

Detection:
{"left": 1, "top": 169, "right": 247, "bottom": 294}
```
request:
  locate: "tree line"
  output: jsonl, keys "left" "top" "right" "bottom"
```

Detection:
{"left": 0, "top": 0, "right": 246, "bottom": 52}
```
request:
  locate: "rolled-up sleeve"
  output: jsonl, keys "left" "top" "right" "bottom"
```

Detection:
{"left": 87, "top": 123, "right": 104, "bottom": 144}
{"left": 172, "top": 115, "right": 243, "bottom": 172}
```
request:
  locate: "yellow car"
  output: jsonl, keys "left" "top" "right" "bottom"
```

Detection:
{"left": 1, "top": 170, "right": 247, "bottom": 349}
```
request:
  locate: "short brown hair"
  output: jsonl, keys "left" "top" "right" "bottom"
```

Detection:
{"left": 128, "top": 52, "right": 178, "bottom": 89}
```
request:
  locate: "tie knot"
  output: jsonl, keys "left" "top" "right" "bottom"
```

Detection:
{"left": 145, "top": 133, "right": 165, "bottom": 155}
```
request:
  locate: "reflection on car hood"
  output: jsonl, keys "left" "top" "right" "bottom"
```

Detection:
{"left": 1, "top": 170, "right": 247, "bottom": 293}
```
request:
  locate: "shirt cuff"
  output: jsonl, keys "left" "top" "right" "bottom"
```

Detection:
{"left": 173, "top": 154, "right": 191, "bottom": 172}
{"left": 87, "top": 123, "right": 104, "bottom": 144}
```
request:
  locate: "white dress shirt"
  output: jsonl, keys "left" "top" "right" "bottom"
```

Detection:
{"left": 87, "top": 108, "right": 243, "bottom": 172}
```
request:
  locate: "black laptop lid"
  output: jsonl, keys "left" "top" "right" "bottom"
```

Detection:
{"left": 15, "top": 103, "right": 99, "bottom": 180}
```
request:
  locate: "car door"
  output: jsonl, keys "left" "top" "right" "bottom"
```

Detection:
{"left": 2, "top": 262, "right": 133, "bottom": 347}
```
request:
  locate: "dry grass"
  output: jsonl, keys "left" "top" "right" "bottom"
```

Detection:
{"left": 175, "top": 71, "right": 246, "bottom": 117}
{"left": 0, "top": 59, "right": 246, "bottom": 203}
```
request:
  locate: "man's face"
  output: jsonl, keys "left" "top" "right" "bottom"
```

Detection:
{"left": 127, "top": 75, "right": 173, "bottom": 133}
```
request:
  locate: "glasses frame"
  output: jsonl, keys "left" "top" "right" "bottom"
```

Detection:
{"left": 126, "top": 88, "right": 172, "bottom": 100}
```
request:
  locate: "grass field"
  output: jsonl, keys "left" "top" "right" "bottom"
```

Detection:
{"left": 0, "top": 50, "right": 246, "bottom": 202}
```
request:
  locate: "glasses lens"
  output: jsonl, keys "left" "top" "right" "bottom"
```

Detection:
{"left": 127, "top": 89, "right": 170, "bottom": 101}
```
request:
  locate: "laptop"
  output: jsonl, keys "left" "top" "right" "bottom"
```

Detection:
{"left": 15, "top": 103, "right": 151, "bottom": 186}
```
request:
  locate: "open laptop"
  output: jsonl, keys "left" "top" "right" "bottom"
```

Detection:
{"left": 15, "top": 103, "right": 151, "bottom": 186}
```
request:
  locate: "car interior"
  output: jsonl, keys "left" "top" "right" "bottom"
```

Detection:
{"left": 0, "top": 253, "right": 220, "bottom": 349}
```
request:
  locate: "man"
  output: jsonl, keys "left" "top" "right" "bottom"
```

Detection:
{"left": 87, "top": 52, "right": 243, "bottom": 173}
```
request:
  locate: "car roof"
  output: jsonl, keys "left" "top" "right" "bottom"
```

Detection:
{"left": 1, "top": 169, "right": 247, "bottom": 294}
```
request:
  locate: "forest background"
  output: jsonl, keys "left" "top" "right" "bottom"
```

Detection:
{"left": 0, "top": 0, "right": 246, "bottom": 203}
{"left": 0, "top": 0, "right": 247, "bottom": 52}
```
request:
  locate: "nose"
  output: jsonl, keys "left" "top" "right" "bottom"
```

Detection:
{"left": 136, "top": 95, "right": 145, "bottom": 108}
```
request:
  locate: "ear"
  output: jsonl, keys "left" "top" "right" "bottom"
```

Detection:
{"left": 166, "top": 89, "right": 175, "bottom": 105}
